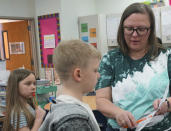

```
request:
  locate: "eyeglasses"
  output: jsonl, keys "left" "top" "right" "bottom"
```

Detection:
{"left": 123, "top": 26, "right": 150, "bottom": 36}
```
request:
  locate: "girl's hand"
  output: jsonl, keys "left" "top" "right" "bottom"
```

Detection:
{"left": 30, "top": 106, "right": 46, "bottom": 130}
{"left": 35, "top": 106, "right": 46, "bottom": 122}
{"left": 115, "top": 108, "right": 137, "bottom": 128}
{"left": 153, "top": 99, "right": 168, "bottom": 115}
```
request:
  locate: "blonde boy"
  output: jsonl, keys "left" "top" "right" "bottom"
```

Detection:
{"left": 39, "top": 40, "right": 101, "bottom": 131}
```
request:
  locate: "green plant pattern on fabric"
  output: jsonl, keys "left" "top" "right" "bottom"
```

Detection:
{"left": 96, "top": 48, "right": 171, "bottom": 130}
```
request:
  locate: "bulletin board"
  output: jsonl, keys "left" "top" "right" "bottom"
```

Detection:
{"left": 78, "top": 15, "right": 98, "bottom": 48}
{"left": 38, "top": 13, "right": 61, "bottom": 67}
{"left": 152, "top": 8, "right": 161, "bottom": 38}
{"left": 161, "top": 7, "right": 171, "bottom": 43}
{"left": 106, "top": 14, "right": 121, "bottom": 46}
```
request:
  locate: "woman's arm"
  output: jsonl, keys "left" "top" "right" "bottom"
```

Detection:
{"left": 96, "top": 87, "right": 136, "bottom": 128}
{"left": 96, "top": 87, "right": 117, "bottom": 118}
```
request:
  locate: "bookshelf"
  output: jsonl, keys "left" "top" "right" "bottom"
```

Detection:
{"left": 0, "top": 85, "right": 6, "bottom": 117}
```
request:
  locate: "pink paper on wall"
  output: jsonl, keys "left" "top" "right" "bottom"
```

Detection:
{"left": 38, "top": 13, "right": 60, "bottom": 67}
{"left": 169, "top": 0, "right": 171, "bottom": 6}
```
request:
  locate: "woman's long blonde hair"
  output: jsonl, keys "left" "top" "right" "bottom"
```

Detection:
{"left": 3, "top": 69, "right": 35, "bottom": 131}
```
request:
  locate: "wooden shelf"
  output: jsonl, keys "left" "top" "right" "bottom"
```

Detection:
{"left": 0, "top": 116, "right": 5, "bottom": 122}
{"left": 44, "top": 96, "right": 97, "bottom": 111}
{"left": 83, "top": 96, "right": 96, "bottom": 110}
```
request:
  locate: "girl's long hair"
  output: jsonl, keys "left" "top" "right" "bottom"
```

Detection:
{"left": 3, "top": 69, "right": 35, "bottom": 131}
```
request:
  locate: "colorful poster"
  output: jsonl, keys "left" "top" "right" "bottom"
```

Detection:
{"left": 81, "top": 23, "right": 88, "bottom": 32}
{"left": 44, "top": 34, "right": 55, "bottom": 49}
{"left": 81, "top": 36, "right": 88, "bottom": 42}
{"left": 9, "top": 42, "right": 25, "bottom": 54}
{"left": 38, "top": 13, "right": 61, "bottom": 67}
{"left": 90, "top": 28, "right": 96, "bottom": 37}
{"left": 90, "top": 43, "right": 97, "bottom": 48}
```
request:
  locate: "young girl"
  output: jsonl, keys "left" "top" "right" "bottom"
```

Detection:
{"left": 3, "top": 69, "right": 46, "bottom": 131}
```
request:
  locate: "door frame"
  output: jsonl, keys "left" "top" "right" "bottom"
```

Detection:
{"left": 0, "top": 16, "right": 40, "bottom": 78}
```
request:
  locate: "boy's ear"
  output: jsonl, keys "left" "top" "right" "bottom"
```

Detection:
{"left": 73, "top": 68, "right": 82, "bottom": 82}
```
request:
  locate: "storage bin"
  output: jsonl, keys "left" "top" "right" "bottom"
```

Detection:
{"left": 36, "top": 85, "right": 57, "bottom": 108}
{"left": 36, "top": 86, "right": 57, "bottom": 95}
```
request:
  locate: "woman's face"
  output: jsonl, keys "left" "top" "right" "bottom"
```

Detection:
{"left": 19, "top": 73, "right": 36, "bottom": 99}
{"left": 123, "top": 13, "right": 151, "bottom": 53}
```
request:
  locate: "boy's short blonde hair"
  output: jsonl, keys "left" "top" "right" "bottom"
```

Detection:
{"left": 53, "top": 40, "right": 101, "bottom": 81}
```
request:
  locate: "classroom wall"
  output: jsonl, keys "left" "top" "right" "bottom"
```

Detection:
{"left": 34, "top": 0, "right": 61, "bottom": 78}
{"left": 95, "top": 0, "right": 140, "bottom": 14}
{"left": 34, "top": 0, "right": 96, "bottom": 78}
{"left": 0, "top": 0, "right": 35, "bottom": 74}
{"left": 60, "top": 0, "right": 96, "bottom": 40}
{"left": 0, "top": 0, "right": 35, "bottom": 17}
{"left": 0, "top": 0, "right": 170, "bottom": 78}
{"left": 95, "top": 0, "right": 170, "bottom": 14}
{"left": 35, "top": 0, "right": 61, "bottom": 16}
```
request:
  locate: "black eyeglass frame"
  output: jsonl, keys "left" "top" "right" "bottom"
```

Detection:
{"left": 123, "top": 26, "right": 151, "bottom": 36}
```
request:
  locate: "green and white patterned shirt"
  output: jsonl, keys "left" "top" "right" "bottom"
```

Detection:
{"left": 96, "top": 48, "right": 171, "bottom": 130}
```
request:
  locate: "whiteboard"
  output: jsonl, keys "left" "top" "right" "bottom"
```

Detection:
{"left": 161, "top": 6, "right": 171, "bottom": 43}
{"left": 106, "top": 14, "right": 121, "bottom": 46}
{"left": 153, "top": 7, "right": 161, "bottom": 38}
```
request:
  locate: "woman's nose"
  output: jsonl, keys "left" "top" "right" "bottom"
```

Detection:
{"left": 132, "top": 30, "right": 138, "bottom": 36}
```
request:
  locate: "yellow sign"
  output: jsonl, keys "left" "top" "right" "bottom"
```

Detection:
{"left": 90, "top": 28, "right": 96, "bottom": 37}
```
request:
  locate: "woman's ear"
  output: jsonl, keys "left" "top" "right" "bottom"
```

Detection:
{"left": 73, "top": 68, "right": 82, "bottom": 82}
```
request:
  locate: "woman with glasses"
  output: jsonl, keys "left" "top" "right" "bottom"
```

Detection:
{"left": 96, "top": 3, "right": 171, "bottom": 131}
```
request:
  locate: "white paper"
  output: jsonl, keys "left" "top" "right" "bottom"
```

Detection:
{"left": 162, "top": 25, "right": 171, "bottom": 38}
{"left": 107, "top": 16, "right": 120, "bottom": 40}
{"left": 0, "top": 70, "right": 10, "bottom": 85}
{"left": 0, "top": 61, "right": 6, "bottom": 71}
{"left": 44, "top": 34, "right": 56, "bottom": 49}
{"left": 161, "top": 8, "right": 171, "bottom": 43}
{"left": 153, "top": 8, "right": 161, "bottom": 38}
{"left": 136, "top": 85, "right": 169, "bottom": 131}
{"left": 161, "top": 11, "right": 171, "bottom": 25}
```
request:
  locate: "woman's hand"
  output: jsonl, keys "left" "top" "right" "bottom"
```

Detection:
{"left": 96, "top": 87, "right": 137, "bottom": 128}
{"left": 153, "top": 99, "right": 168, "bottom": 115}
{"left": 115, "top": 108, "right": 137, "bottom": 128}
